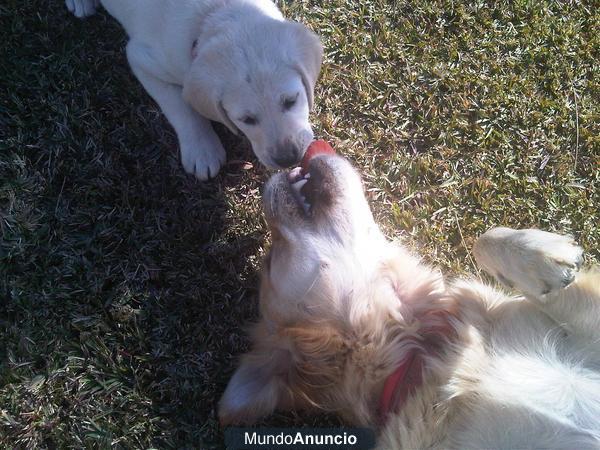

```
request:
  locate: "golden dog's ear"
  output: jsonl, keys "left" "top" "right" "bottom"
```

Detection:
{"left": 219, "top": 329, "right": 294, "bottom": 425}
{"left": 283, "top": 325, "right": 348, "bottom": 400}
{"left": 182, "top": 41, "right": 241, "bottom": 135}
{"left": 219, "top": 322, "right": 347, "bottom": 425}
{"left": 284, "top": 22, "right": 323, "bottom": 110}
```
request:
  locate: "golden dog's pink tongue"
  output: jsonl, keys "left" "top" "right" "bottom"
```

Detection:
{"left": 301, "top": 140, "right": 335, "bottom": 173}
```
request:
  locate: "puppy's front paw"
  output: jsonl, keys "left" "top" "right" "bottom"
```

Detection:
{"left": 65, "top": 0, "right": 99, "bottom": 18}
{"left": 473, "top": 227, "right": 583, "bottom": 301}
{"left": 180, "top": 138, "right": 226, "bottom": 181}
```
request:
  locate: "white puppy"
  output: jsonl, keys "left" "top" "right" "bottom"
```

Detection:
{"left": 66, "top": 0, "right": 322, "bottom": 179}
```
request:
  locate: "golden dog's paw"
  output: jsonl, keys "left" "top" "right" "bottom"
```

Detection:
{"left": 473, "top": 227, "right": 584, "bottom": 301}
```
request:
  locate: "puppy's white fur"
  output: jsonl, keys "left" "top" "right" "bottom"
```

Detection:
{"left": 220, "top": 154, "right": 600, "bottom": 448}
{"left": 66, "top": 0, "right": 322, "bottom": 179}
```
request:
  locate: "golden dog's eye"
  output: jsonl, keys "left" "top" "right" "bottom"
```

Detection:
{"left": 242, "top": 116, "right": 258, "bottom": 125}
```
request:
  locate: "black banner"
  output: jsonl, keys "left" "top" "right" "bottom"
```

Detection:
{"left": 224, "top": 427, "right": 376, "bottom": 450}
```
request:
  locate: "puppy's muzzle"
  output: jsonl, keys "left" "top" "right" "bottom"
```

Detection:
{"left": 272, "top": 140, "right": 303, "bottom": 168}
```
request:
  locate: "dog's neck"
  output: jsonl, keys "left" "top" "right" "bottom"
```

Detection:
{"left": 370, "top": 294, "right": 457, "bottom": 426}
{"left": 378, "top": 348, "right": 423, "bottom": 423}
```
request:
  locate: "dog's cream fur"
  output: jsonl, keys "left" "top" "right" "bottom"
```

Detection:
{"left": 220, "top": 154, "right": 600, "bottom": 448}
{"left": 66, "top": 0, "right": 322, "bottom": 179}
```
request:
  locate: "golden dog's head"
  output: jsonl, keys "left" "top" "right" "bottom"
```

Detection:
{"left": 259, "top": 154, "right": 389, "bottom": 322}
{"left": 219, "top": 153, "right": 455, "bottom": 426}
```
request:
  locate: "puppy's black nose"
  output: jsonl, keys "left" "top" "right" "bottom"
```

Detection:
{"left": 273, "top": 142, "right": 302, "bottom": 168}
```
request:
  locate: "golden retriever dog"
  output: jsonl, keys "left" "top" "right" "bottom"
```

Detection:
{"left": 66, "top": 0, "right": 322, "bottom": 179}
{"left": 219, "top": 152, "right": 600, "bottom": 448}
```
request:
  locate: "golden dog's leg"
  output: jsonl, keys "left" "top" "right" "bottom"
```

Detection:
{"left": 542, "top": 269, "right": 600, "bottom": 343}
{"left": 473, "top": 227, "right": 600, "bottom": 342}
{"left": 473, "top": 227, "right": 583, "bottom": 300}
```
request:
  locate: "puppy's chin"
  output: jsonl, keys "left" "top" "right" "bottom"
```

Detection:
{"left": 251, "top": 134, "right": 313, "bottom": 170}
{"left": 255, "top": 153, "right": 282, "bottom": 170}
{"left": 246, "top": 143, "right": 279, "bottom": 169}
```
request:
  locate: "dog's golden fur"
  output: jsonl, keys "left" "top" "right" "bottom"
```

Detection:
{"left": 220, "top": 154, "right": 600, "bottom": 448}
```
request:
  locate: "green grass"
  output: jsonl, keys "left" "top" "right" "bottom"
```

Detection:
{"left": 1, "top": 0, "right": 598, "bottom": 447}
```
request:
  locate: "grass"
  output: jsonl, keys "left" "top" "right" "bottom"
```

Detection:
{"left": 1, "top": 0, "right": 598, "bottom": 448}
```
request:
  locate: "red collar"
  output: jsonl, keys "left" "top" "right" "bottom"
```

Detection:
{"left": 377, "top": 307, "right": 458, "bottom": 423}
{"left": 378, "top": 349, "right": 423, "bottom": 423}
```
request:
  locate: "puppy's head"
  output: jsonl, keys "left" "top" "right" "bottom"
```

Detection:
{"left": 183, "top": 16, "right": 322, "bottom": 169}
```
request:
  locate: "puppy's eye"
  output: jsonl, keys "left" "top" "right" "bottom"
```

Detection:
{"left": 242, "top": 116, "right": 258, "bottom": 126}
{"left": 282, "top": 94, "right": 298, "bottom": 111}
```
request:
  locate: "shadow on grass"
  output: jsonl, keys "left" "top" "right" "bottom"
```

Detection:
{"left": 0, "top": 2, "right": 277, "bottom": 448}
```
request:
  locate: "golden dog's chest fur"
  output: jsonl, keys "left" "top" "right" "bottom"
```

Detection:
{"left": 380, "top": 271, "right": 600, "bottom": 449}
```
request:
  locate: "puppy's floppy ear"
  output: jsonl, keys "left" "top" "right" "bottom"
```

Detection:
{"left": 182, "top": 41, "right": 241, "bottom": 135}
{"left": 285, "top": 22, "right": 323, "bottom": 110}
{"left": 219, "top": 325, "right": 294, "bottom": 425}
